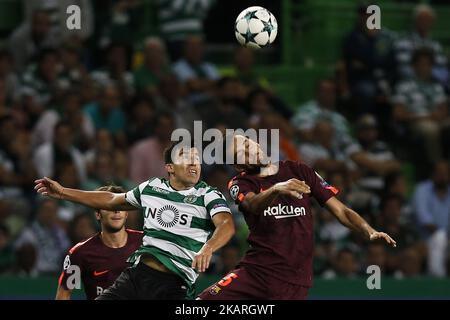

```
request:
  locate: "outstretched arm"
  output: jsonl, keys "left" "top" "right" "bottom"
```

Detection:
{"left": 325, "top": 197, "right": 397, "bottom": 247}
{"left": 34, "top": 177, "right": 136, "bottom": 211}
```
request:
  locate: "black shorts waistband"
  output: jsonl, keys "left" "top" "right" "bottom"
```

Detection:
{"left": 136, "top": 260, "right": 184, "bottom": 282}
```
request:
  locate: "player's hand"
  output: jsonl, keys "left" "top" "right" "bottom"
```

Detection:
{"left": 192, "top": 244, "right": 213, "bottom": 273}
{"left": 274, "top": 178, "right": 311, "bottom": 199}
{"left": 370, "top": 231, "right": 397, "bottom": 247}
{"left": 34, "top": 177, "right": 65, "bottom": 199}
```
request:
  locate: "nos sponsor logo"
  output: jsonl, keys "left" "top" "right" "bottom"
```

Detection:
{"left": 144, "top": 205, "right": 188, "bottom": 227}
{"left": 264, "top": 204, "right": 306, "bottom": 219}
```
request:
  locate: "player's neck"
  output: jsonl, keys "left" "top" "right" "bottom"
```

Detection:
{"left": 169, "top": 178, "right": 195, "bottom": 191}
{"left": 258, "top": 162, "right": 279, "bottom": 177}
{"left": 100, "top": 229, "right": 128, "bottom": 249}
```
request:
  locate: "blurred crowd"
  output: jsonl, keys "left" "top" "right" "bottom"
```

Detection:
{"left": 0, "top": 0, "right": 449, "bottom": 283}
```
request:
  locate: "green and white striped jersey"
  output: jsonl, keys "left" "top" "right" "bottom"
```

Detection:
{"left": 125, "top": 177, "right": 231, "bottom": 289}
{"left": 157, "top": 0, "right": 216, "bottom": 41}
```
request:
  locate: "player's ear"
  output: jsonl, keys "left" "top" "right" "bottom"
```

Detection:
{"left": 166, "top": 163, "right": 174, "bottom": 175}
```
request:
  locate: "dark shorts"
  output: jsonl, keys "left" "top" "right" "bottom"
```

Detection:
{"left": 96, "top": 262, "right": 188, "bottom": 300}
{"left": 198, "top": 266, "right": 309, "bottom": 300}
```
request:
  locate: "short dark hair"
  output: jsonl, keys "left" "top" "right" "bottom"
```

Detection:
{"left": 163, "top": 141, "right": 178, "bottom": 164}
{"left": 163, "top": 139, "right": 198, "bottom": 164}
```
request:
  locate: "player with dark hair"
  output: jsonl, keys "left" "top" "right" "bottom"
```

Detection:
{"left": 36, "top": 141, "right": 234, "bottom": 299}
{"left": 56, "top": 185, "right": 143, "bottom": 300}
{"left": 199, "top": 134, "right": 396, "bottom": 300}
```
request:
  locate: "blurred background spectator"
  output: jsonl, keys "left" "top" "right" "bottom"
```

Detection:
{"left": 133, "top": 37, "right": 169, "bottom": 97}
{"left": 129, "top": 110, "right": 175, "bottom": 183}
{"left": 172, "top": 35, "right": 220, "bottom": 103}
{"left": 412, "top": 161, "right": 450, "bottom": 277}
{"left": 157, "top": 0, "right": 216, "bottom": 61}
{"left": 342, "top": 4, "right": 395, "bottom": 118}
{"left": 8, "top": 9, "right": 61, "bottom": 73}
{"left": 392, "top": 48, "right": 449, "bottom": 178}
{"left": 0, "top": 223, "right": 14, "bottom": 273}
{"left": 32, "top": 120, "right": 86, "bottom": 182}
{"left": 13, "top": 198, "right": 70, "bottom": 276}
{"left": 24, "top": 0, "right": 94, "bottom": 42}
{"left": 393, "top": 4, "right": 448, "bottom": 85}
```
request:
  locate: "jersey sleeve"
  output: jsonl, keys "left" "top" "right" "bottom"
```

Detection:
{"left": 228, "top": 175, "right": 259, "bottom": 205}
{"left": 125, "top": 181, "right": 148, "bottom": 209}
{"left": 298, "top": 162, "right": 339, "bottom": 206}
{"left": 204, "top": 189, "right": 232, "bottom": 218}
{"left": 58, "top": 247, "right": 82, "bottom": 290}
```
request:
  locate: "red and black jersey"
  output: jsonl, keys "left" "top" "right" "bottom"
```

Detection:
{"left": 58, "top": 229, "right": 143, "bottom": 300}
{"left": 228, "top": 160, "right": 338, "bottom": 287}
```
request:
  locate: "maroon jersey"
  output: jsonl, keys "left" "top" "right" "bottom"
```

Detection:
{"left": 58, "top": 229, "right": 143, "bottom": 300}
{"left": 228, "top": 160, "right": 338, "bottom": 287}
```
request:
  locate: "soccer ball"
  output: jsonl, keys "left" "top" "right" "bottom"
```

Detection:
{"left": 235, "top": 6, "right": 278, "bottom": 49}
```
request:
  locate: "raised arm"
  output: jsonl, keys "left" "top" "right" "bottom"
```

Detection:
{"left": 239, "top": 178, "right": 311, "bottom": 214}
{"left": 34, "top": 177, "right": 136, "bottom": 211}
{"left": 192, "top": 212, "right": 235, "bottom": 273}
{"left": 325, "top": 196, "right": 397, "bottom": 247}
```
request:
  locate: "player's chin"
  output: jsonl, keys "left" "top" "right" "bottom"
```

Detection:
{"left": 105, "top": 222, "right": 126, "bottom": 232}
{"left": 186, "top": 175, "right": 200, "bottom": 184}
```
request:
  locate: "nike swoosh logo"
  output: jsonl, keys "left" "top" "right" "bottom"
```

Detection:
{"left": 93, "top": 270, "right": 109, "bottom": 276}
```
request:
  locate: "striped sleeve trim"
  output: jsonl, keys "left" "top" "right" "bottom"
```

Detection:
{"left": 125, "top": 179, "right": 154, "bottom": 208}
{"left": 204, "top": 190, "right": 231, "bottom": 217}
{"left": 133, "top": 187, "right": 141, "bottom": 205}
{"left": 210, "top": 205, "right": 231, "bottom": 217}
{"left": 207, "top": 198, "right": 231, "bottom": 217}
{"left": 205, "top": 198, "right": 226, "bottom": 212}
{"left": 125, "top": 187, "right": 141, "bottom": 208}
